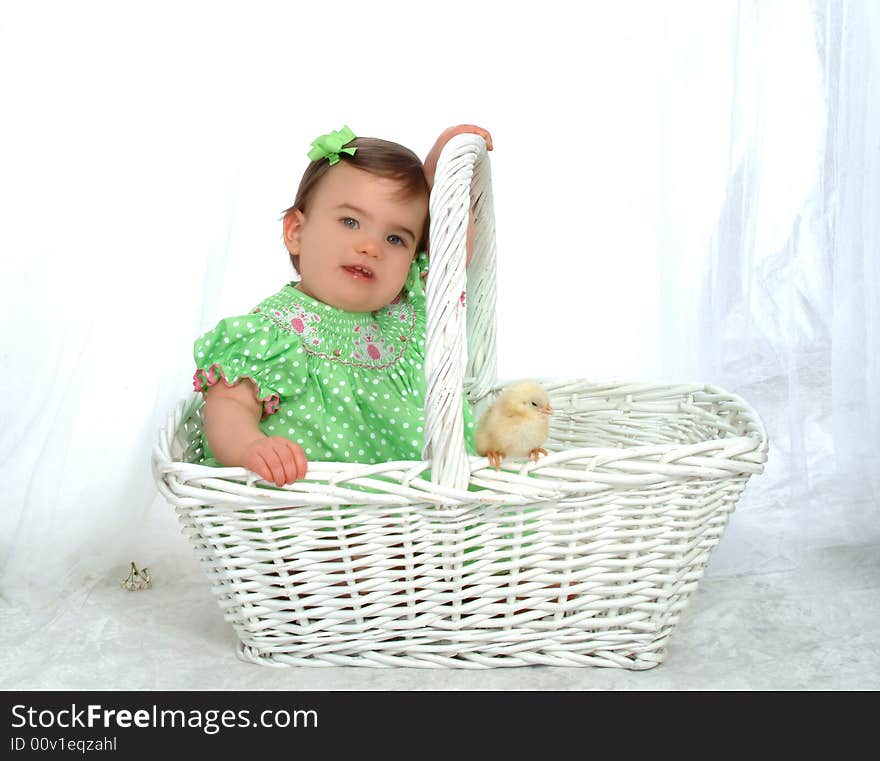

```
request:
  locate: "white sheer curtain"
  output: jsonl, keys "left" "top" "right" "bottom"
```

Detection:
{"left": 1, "top": 1, "right": 876, "bottom": 621}
{"left": 697, "top": 0, "right": 880, "bottom": 571}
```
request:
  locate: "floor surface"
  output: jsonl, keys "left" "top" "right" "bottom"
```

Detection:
{"left": 3, "top": 503, "right": 878, "bottom": 691}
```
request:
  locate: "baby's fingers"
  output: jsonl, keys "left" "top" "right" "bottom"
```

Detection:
{"left": 462, "top": 125, "right": 493, "bottom": 150}
{"left": 286, "top": 441, "right": 309, "bottom": 480}
{"left": 246, "top": 453, "right": 275, "bottom": 485}
{"left": 257, "top": 447, "right": 289, "bottom": 487}
{"left": 273, "top": 441, "right": 302, "bottom": 485}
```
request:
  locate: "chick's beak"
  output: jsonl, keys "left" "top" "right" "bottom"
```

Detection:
{"left": 543, "top": 404, "right": 554, "bottom": 416}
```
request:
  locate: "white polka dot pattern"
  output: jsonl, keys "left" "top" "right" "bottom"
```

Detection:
{"left": 193, "top": 252, "right": 477, "bottom": 465}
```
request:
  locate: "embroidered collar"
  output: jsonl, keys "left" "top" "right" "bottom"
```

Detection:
{"left": 252, "top": 284, "right": 418, "bottom": 370}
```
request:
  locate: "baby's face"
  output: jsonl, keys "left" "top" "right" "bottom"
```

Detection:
{"left": 284, "top": 163, "right": 428, "bottom": 313}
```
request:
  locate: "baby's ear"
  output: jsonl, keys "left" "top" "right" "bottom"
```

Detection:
{"left": 282, "top": 209, "right": 304, "bottom": 252}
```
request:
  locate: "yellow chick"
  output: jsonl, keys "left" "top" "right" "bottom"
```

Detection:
{"left": 475, "top": 380, "right": 554, "bottom": 469}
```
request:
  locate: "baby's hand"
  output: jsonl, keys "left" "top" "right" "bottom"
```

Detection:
{"left": 441, "top": 124, "right": 493, "bottom": 151}
{"left": 241, "top": 436, "right": 308, "bottom": 486}
{"left": 424, "top": 124, "right": 494, "bottom": 190}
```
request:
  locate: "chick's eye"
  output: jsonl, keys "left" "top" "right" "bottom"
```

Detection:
{"left": 531, "top": 401, "right": 538, "bottom": 407}
{"left": 341, "top": 217, "right": 358, "bottom": 229}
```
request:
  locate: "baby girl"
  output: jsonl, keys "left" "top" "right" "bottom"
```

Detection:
{"left": 193, "top": 124, "right": 493, "bottom": 486}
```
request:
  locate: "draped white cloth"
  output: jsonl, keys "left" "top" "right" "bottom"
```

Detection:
{"left": 1, "top": 0, "right": 876, "bottom": 635}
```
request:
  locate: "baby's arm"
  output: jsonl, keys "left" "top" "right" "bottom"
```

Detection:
{"left": 423, "top": 125, "right": 493, "bottom": 267}
{"left": 204, "top": 381, "right": 308, "bottom": 486}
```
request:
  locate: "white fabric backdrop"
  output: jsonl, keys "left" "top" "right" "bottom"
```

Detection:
{"left": 1, "top": 0, "right": 876, "bottom": 618}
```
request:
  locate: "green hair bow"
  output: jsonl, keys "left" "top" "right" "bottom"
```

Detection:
{"left": 307, "top": 124, "right": 358, "bottom": 165}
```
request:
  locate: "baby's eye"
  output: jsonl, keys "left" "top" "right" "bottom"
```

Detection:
{"left": 341, "top": 217, "right": 359, "bottom": 229}
{"left": 387, "top": 234, "right": 405, "bottom": 246}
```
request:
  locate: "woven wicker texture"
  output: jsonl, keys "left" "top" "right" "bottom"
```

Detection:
{"left": 153, "top": 135, "right": 768, "bottom": 669}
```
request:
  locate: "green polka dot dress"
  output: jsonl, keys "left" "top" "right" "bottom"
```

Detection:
{"left": 193, "top": 252, "right": 478, "bottom": 467}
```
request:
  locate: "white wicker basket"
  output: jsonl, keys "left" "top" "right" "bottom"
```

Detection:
{"left": 153, "top": 135, "right": 768, "bottom": 669}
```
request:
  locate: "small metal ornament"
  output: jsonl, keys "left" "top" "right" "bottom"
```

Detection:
{"left": 121, "top": 561, "right": 152, "bottom": 591}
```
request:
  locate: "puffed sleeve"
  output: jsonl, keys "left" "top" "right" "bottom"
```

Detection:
{"left": 193, "top": 311, "right": 292, "bottom": 419}
{"left": 402, "top": 250, "right": 429, "bottom": 311}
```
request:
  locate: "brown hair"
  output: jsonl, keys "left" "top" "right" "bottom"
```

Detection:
{"left": 282, "top": 136, "right": 429, "bottom": 273}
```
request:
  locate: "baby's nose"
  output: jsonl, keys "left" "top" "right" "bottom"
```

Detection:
{"left": 357, "top": 237, "right": 382, "bottom": 258}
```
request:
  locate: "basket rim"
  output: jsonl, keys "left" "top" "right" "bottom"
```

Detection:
{"left": 153, "top": 378, "right": 768, "bottom": 509}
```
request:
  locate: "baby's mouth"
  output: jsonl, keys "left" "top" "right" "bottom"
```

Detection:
{"left": 342, "top": 264, "right": 374, "bottom": 280}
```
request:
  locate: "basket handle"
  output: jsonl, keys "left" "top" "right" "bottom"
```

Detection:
{"left": 422, "top": 134, "right": 497, "bottom": 489}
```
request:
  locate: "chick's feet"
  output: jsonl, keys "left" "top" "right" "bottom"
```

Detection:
{"left": 485, "top": 451, "right": 505, "bottom": 470}
{"left": 528, "top": 448, "right": 548, "bottom": 463}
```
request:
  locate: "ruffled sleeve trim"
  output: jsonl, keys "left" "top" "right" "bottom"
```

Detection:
{"left": 193, "top": 363, "right": 281, "bottom": 419}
